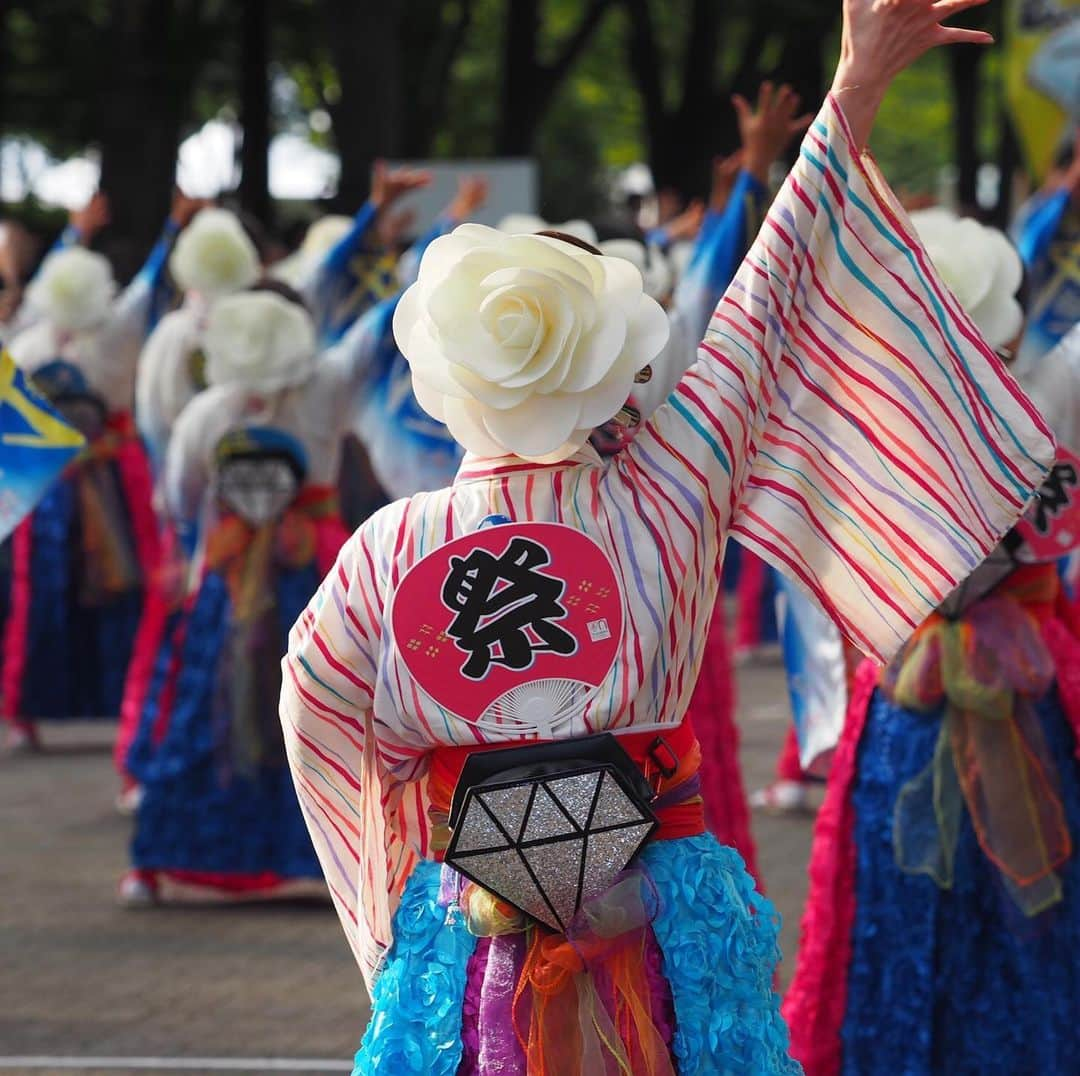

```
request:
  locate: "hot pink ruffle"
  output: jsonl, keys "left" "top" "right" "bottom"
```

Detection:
{"left": 689, "top": 601, "right": 762, "bottom": 884}
{"left": 781, "top": 656, "right": 879, "bottom": 1076}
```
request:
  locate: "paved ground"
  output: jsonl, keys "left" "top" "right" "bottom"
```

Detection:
{"left": 0, "top": 657, "right": 817, "bottom": 1075}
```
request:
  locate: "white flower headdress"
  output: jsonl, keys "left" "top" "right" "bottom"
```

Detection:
{"left": 26, "top": 248, "right": 116, "bottom": 332}
{"left": 204, "top": 291, "right": 317, "bottom": 393}
{"left": 393, "top": 223, "right": 669, "bottom": 462}
{"left": 271, "top": 214, "right": 353, "bottom": 287}
{"left": 599, "top": 239, "right": 673, "bottom": 303}
{"left": 496, "top": 214, "right": 599, "bottom": 248}
{"left": 909, "top": 208, "right": 1024, "bottom": 351}
{"left": 170, "top": 208, "right": 260, "bottom": 298}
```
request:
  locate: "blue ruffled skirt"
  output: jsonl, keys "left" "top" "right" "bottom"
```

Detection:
{"left": 840, "top": 687, "right": 1080, "bottom": 1075}
{"left": 3, "top": 463, "right": 143, "bottom": 720}
{"left": 354, "top": 834, "right": 800, "bottom": 1075}
{"left": 128, "top": 566, "right": 321, "bottom": 879}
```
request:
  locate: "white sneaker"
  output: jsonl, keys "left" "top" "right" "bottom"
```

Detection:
{"left": 118, "top": 871, "right": 158, "bottom": 907}
{"left": 3, "top": 725, "right": 39, "bottom": 753}
{"left": 115, "top": 784, "right": 144, "bottom": 815}
{"left": 749, "top": 780, "right": 812, "bottom": 815}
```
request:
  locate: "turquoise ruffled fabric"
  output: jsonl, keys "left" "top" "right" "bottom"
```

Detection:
{"left": 354, "top": 835, "right": 800, "bottom": 1074}
{"left": 646, "top": 834, "right": 800, "bottom": 1074}
{"left": 353, "top": 860, "right": 477, "bottom": 1075}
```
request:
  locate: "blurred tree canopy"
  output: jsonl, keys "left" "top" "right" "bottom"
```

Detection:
{"left": 1, "top": 0, "right": 1010, "bottom": 268}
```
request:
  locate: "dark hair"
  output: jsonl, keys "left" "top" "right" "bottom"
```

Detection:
{"left": 536, "top": 229, "right": 602, "bottom": 256}
{"left": 249, "top": 276, "right": 310, "bottom": 314}
{"left": 1053, "top": 139, "right": 1075, "bottom": 172}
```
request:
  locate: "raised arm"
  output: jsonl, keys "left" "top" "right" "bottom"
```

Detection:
{"left": 831, "top": 0, "right": 993, "bottom": 150}
{"left": 112, "top": 191, "right": 207, "bottom": 345}
{"left": 622, "top": 0, "right": 1052, "bottom": 662}
{"left": 395, "top": 174, "right": 490, "bottom": 288}
{"left": 675, "top": 82, "right": 812, "bottom": 346}
{"left": 301, "top": 162, "right": 433, "bottom": 343}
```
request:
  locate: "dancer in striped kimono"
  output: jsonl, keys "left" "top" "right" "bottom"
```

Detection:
{"left": 281, "top": 2, "right": 1050, "bottom": 1070}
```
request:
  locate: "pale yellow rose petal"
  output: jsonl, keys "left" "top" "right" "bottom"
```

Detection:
{"left": 482, "top": 392, "right": 583, "bottom": 458}
{"left": 558, "top": 305, "right": 628, "bottom": 394}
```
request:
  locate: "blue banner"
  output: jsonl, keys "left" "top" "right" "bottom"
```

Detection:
{"left": 0, "top": 350, "right": 85, "bottom": 542}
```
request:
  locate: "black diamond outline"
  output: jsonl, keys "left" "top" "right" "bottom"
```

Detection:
{"left": 445, "top": 762, "right": 660, "bottom": 932}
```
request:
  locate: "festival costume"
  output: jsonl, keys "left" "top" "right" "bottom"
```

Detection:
{"left": 1, "top": 244, "right": 169, "bottom": 733}
{"left": 782, "top": 208, "right": 1078, "bottom": 1075}
{"left": 281, "top": 97, "right": 1053, "bottom": 1074}
{"left": 784, "top": 559, "right": 1080, "bottom": 1076}
{"left": 297, "top": 202, "right": 454, "bottom": 348}
{"left": 1, "top": 216, "right": 178, "bottom": 343}
{"left": 117, "top": 211, "right": 262, "bottom": 787}
{"left": 126, "top": 293, "right": 370, "bottom": 900}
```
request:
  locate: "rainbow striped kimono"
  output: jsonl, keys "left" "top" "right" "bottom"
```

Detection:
{"left": 280, "top": 95, "right": 1054, "bottom": 1069}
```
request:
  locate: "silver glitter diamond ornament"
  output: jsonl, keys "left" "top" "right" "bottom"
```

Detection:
{"left": 445, "top": 760, "right": 658, "bottom": 932}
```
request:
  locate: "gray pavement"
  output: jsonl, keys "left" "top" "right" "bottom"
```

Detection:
{"left": 0, "top": 658, "right": 814, "bottom": 1075}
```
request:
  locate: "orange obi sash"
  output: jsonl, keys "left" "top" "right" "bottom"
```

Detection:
{"left": 427, "top": 718, "right": 706, "bottom": 860}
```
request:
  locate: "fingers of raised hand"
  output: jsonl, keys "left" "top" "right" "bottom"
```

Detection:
{"left": 931, "top": 0, "right": 990, "bottom": 18}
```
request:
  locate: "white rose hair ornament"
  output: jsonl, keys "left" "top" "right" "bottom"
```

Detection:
{"left": 27, "top": 248, "right": 116, "bottom": 332}
{"left": 393, "top": 223, "right": 670, "bottom": 462}
{"left": 599, "top": 239, "right": 674, "bottom": 304}
{"left": 169, "top": 207, "right": 261, "bottom": 298}
{"left": 203, "top": 290, "right": 317, "bottom": 393}
{"left": 909, "top": 208, "right": 1024, "bottom": 353}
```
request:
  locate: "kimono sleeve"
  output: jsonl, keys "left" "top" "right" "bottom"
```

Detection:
{"left": 279, "top": 504, "right": 426, "bottom": 993}
{"left": 628, "top": 94, "right": 1055, "bottom": 663}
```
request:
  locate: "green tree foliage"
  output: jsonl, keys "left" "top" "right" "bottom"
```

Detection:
{"left": 1, "top": 0, "right": 1011, "bottom": 250}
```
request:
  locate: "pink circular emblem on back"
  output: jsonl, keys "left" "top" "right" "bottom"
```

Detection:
{"left": 391, "top": 522, "right": 624, "bottom": 727}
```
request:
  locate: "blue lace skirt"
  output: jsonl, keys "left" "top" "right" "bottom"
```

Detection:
{"left": 841, "top": 687, "right": 1080, "bottom": 1075}
{"left": 354, "top": 834, "right": 801, "bottom": 1075}
{"left": 128, "top": 566, "right": 321, "bottom": 879}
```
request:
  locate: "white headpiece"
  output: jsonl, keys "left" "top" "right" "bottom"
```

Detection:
{"left": 26, "top": 248, "right": 116, "bottom": 332}
{"left": 169, "top": 208, "right": 260, "bottom": 298}
{"left": 393, "top": 223, "right": 669, "bottom": 462}
{"left": 599, "top": 239, "right": 673, "bottom": 303}
{"left": 271, "top": 214, "right": 353, "bottom": 287}
{"left": 496, "top": 214, "right": 599, "bottom": 248}
{"left": 909, "top": 208, "right": 1024, "bottom": 351}
{"left": 203, "top": 291, "right": 317, "bottom": 393}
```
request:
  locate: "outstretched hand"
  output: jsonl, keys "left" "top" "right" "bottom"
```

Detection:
{"left": 733, "top": 82, "right": 814, "bottom": 185}
{"left": 444, "top": 174, "right": 490, "bottom": 223}
{"left": 833, "top": 0, "right": 993, "bottom": 149}
{"left": 69, "top": 192, "right": 111, "bottom": 241}
{"left": 169, "top": 189, "right": 212, "bottom": 230}
{"left": 370, "top": 159, "right": 433, "bottom": 212}
{"left": 665, "top": 198, "right": 706, "bottom": 242}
